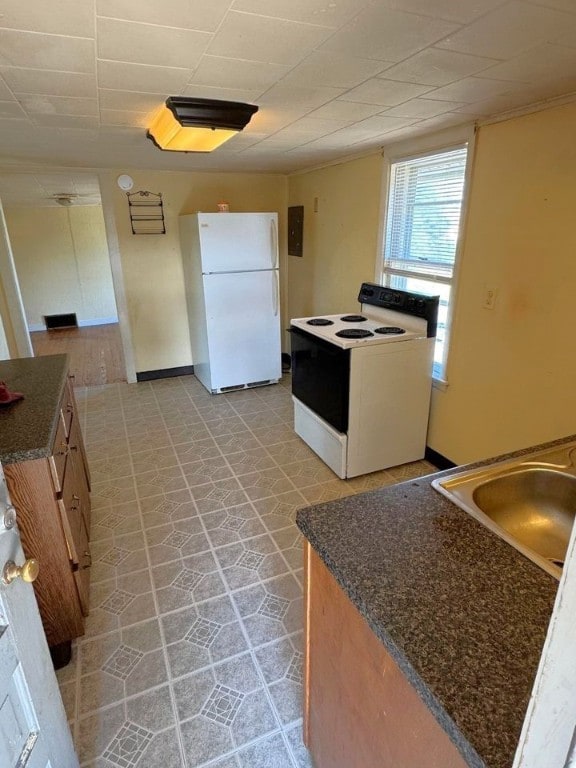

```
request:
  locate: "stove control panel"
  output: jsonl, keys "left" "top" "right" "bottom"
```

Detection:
{"left": 358, "top": 282, "right": 439, "bottom": 337}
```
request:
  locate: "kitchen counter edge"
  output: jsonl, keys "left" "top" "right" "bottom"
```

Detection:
{"left": 296, "top": 436, "right": 572, "bottom": 768}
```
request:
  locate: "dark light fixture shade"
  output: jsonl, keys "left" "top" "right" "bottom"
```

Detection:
{"left": 146, "top": 97, "right": 259, "bottom": 153}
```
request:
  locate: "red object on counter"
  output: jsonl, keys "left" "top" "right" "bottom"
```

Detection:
{"left": 0, "top": 381, "right": 24, "bottom": 405}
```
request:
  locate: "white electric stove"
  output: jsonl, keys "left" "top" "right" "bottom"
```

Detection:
{"left": 290, "top": 282, "right": 439, "bottom": 479}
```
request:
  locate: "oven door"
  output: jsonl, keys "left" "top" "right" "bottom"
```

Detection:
{"left": 290, "top": 326, "right": 350, "bottom": 433}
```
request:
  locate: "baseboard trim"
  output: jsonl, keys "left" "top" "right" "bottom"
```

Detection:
{"left": 136, "top": 365, "right": 195, "bottom": 382}
{"left": 425, "top": 447, "right": 456, "bottom": 470}
{"left": 28, "top": 316, "right": 119, "bottom": 332}
{"left": 78, "top": 317, "right": 118, "bottom": 327}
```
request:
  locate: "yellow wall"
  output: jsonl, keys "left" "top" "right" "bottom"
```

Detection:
{"left": 287, "top": 154, "right": 382, "bottom": 321}
{"left": 100, "top": 170, "right": 287, "bottom": 374}
{"left": 287, "top": 101, "right": 576, "bottom": 464}
{"left": 4, "top": 205, "right": 117, "bottom": 329}
{"left": 429, "top": 101, "right": 576, "bottom": 462}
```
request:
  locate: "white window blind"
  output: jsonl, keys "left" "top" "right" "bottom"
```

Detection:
{"left": 382, "top": 145, "right": 468, "bottom": 381}
{"left": 384, "top": 147, "right": 467, "bottom": 279}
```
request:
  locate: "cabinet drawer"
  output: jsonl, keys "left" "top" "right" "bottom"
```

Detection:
{"left": 58, "top": 483, "right": 91, "bottom": 616}
{"left": 49, "top": 411, "right": 69, "bottom": 494}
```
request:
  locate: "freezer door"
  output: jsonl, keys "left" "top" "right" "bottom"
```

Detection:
{"left": 197, "top": 213, "right": 278, "bottom": 272}
{"left": 204, "top": 270, "right": 282, "bottom": 390}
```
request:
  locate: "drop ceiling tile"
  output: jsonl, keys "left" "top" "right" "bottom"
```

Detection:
{"left": 428, "top": 76, "right": 518, "bottom": 102}
{"left": 99, "top": 89, "right": 165, "bottom": 113}
{"left": 190, "top": 56, "right": 289, "bottom": 91}
{"left": 0, "top": 0, "right": 95, "bottom": 36}
{"left": 97, "top": 61, "right": 193, "bottom": 94}
{"left": 31, "top": 114, "right": 99, "bottom": 129}
{"left": 480, "top": 42, "right": 576, "bottom": 83}
{"left": 230, "top": 0, "right": 368, "bottom": 28}
{"left": 382, "top": 98, "right": 467, "bottom": 118}
{"left": 280, "top": 52, "right": 390, "bottom": 89}
{"left": 376, "top": 0, "right": 507, "bottom": 24}
{"left": 339, "top": 79, "right": 432, "bottom": 107}
{"left": 0, "top": 101, "right": 27, "bottom": 118}
{"left": 181, "top": 84, "right": 261, "bottom": 103}
{"left": 96, "top": 0, "right": 231, "bottom": 32}
{"left": 531, "top": 0, "right": 576, "bottom": 11}
{"left": 207, "top": 11, "right": 333, "bottom": 66}
{"left": 259, "top": 84, "right": 345, "bottom": 112}
{"left": 436, "top": 1, "right": 576, "bottom": 59}
{"left": 2, "top": 69, "right": 96, "bottom": 97}
{"left": 320, "top": 5, "right": 458, "bottom": 62}
{"left": 378, "top": 49, "right": 500, "bottom": 87}
{"left": 100, "top": 109, "right": 148, "bottom": 127}
{"left": 97, "top": 18, "right": 211, "bottom": 69}
{"left": 18, "top": 95, "right": 98, "bottom": 116}
{"left": 306, "top": 101, "right": 385, "bottom": 121}
{"left": 0, "top": 30, "right": 94, "bottom": 73}
{"left": 0, "top": 78, "right": 14, "bottom": 100}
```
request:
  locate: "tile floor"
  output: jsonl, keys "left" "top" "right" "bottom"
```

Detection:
{"left": 58, "top": 373, "right": 436, "bottom": 768}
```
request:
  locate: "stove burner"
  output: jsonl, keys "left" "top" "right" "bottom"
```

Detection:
{"left": 336, "top": 328, "right": 374, "bottom": 339}
{"left": 306, "top": 318, "right": 334, "bottom": 326}
{"left": 340, "top": 314, "right": 367, "bottom": 322}
{"left": 374, "top": 326, "right": 406, "bottom": 335}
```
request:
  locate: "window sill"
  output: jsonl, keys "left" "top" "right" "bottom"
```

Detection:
{"left": 432, "top": 378, "right": 449, "bottom": 392}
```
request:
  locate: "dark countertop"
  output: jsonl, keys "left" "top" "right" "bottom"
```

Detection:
{"left": 296, "top": 438, "right": 570, "bottom": 768}
{"left": 0, "top": 355, "right": 69, "bottom": 464}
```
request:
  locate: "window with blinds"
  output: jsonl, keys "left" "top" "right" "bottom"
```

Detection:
{"left": 382, "top": 145, "right": 468, "bottom": 381}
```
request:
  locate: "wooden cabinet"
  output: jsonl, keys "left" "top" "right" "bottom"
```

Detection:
{"left": 3, "top": 376, "right": 91, "bottom": 648}
{"left": 303, "top": 542, "right": 469, "bottom": 768}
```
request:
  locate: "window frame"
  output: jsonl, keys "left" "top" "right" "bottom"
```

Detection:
{"left": 377, "top": 126, "right": 476, "bottom": 388}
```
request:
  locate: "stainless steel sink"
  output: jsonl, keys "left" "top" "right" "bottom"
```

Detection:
{"left": 432, "top": 442, "right": 576, "bottom": 579}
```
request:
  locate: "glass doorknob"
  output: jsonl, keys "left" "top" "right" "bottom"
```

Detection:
{"left": 2, "top": 558, "right": 40, "bottom": 584}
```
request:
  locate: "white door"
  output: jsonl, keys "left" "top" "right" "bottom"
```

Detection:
{"left": 204, "top": 270, "right": 282, "bottom": 390}
{"left": 197, "top": 213, "right": 278, "bottom": 272}
{"left": 0, "top": 469, "right": 78, "bottom": 768}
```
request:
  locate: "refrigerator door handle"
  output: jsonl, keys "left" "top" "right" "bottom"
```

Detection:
{"left": 270, "top": 217, "right": 279, "bottom": 269}
{"left": 272, "top": 271, "right": 279, "bottom": 317}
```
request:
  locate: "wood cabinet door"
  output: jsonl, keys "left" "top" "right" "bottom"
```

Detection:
{"left": 304, "top": 544, "right": 468, "bottom": 768}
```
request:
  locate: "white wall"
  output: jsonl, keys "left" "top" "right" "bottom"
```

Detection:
{"left": 4, "top": 205, "right": 117, "bottom": 330}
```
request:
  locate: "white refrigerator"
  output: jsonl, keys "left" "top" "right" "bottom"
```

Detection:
{"left": 179, "top": 212, "right": 282, "bottom": 394}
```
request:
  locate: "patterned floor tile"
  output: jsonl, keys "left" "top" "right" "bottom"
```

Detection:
{"left": 77, "top": 687, "right": 179, "bottom": 766}
{"left": 224, "top": 447, "right": 277, "bottom": 475}
{"left": 213, "top": 433, "right": 263, "bottom": 455}
{"left": 161, "top": 594, "right": 248, "bottom": 678}
{"left": 175, "top": 654, "right": 277, "bottom": 766}
{"left": 134, "top": 465, "right": 187, "bottom": 499}
{"left": 232, "top": 574, "right": 303, "bottom": 649}
{"left": 285, "top": 724, "right": 314, "bottom": 768}
{"left": 255, "top": 634, "right": 304, "bottom": 726}
{"left": 181, "top": 456, "right": 234, "bottom": 486}
{"left": 66, "top": 374, "right": 438, "bottom": 768}
{"left": 235, "top": 469, "right": 296, "bottom": 501}
{"left": 91, "top": 501, "right": 142, "bottom": 541}
{"left": 214, "top": 535, "right": 289, "bottom": 591}
{"left": 90, "top": 531, "right": 149, "bottom": 584}
{"left": 188, "top": 478, "right": 249, "bottom": 515}
{"left": 145, "top": 518, "right": 211, "bottom": 566}
{"left": 235, "top": 732, "right": 294, "bottom": 768}
{"left": 139, "top": 489, "right": 198, "bottom": 528}
{"left": 152, "top": 553, "right": 227, "bottom": 614}
{"left": 202, "top": 504, "right": 267, "bottom": 549}
{"left": 252, "top": 491, "right": 308, "bottom": 533}
{"left": 174, "top": 438, "right": 222, "bottom": 463}
{"left": 130, "top": 446, "right": 180, "bottom": 474}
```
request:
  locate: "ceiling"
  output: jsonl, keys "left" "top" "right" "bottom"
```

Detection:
{"left": 0, "top": 0, "right": 576, "bottom": 202}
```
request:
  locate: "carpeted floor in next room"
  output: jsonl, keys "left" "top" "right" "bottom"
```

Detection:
{"left": 56, "top": 373, "right": 436, "bottom": 768}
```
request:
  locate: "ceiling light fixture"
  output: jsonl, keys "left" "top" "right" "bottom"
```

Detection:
{"left": 146, "top": 97, "right": 258, "bottom": 153}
